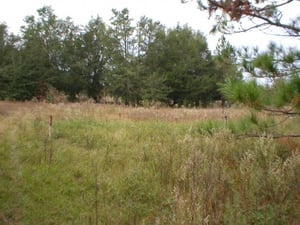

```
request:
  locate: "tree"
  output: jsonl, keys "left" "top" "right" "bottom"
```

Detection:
{"left": 107, "top": 9, "right": 166, "bottom": 105}
{"left": 145, "top": 25, "right": 222, "bottom": 106}
{"left": 135, "top": 17, "right": 169, "bottom": 105}
{"left": 214, "top": 36, "right": 241, "bottom": 80}
{"left": 76, "top": 16, "right": 115, "bottom": 101}
{"left": 0, "top": 24, "right": 21, "bottom": 99}
{"left": 17, "top": 6, "right": 78, "bottom": 100}
{"left": 49, "top": 17, "right": 84, "bottom": 100}
{"left": 107, "top": 8, "right": 139, "bottom": 105}
{"left": 135, "top": 16, "right": 164, "bottom": 59}
{"left": 110, "top": 8, "right": 135, "bottom": 59}
{"left": 17, "top": 8, "right": 57, "bottom": 100}
{"left": 17, "top": 6, "right": 91, "bottom": 101}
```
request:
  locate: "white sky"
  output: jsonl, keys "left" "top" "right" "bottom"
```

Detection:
{"left": 0, "top": 0, "right": 299, "bottom": 51}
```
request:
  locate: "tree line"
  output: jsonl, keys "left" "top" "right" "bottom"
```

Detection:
{"left": 0, "top": 6, "right": 239, "bottom": 106}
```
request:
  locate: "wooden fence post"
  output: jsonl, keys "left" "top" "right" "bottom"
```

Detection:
{"left": 49, "top": 115, "right": 53, "bottom": 140}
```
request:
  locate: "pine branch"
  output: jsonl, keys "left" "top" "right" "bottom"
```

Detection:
{"left": 262, "top": 107, "right": 300, "bottom": 115}
{"left": 203, "top": 0, "right": 300, "bottom": 36}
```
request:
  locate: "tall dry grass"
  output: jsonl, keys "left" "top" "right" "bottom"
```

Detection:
{"left": 0, "top": 101, "right": 247, "bottom": 121}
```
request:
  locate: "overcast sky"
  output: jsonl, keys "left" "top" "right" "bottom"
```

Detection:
{"left": 0, "top": 0, "right": 299, "bottom": 51}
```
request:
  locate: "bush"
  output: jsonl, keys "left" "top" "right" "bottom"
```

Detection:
{"left": 46, "top": 86, "right": 68, "bottom": 103}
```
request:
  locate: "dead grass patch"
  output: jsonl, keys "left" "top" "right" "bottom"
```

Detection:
{"left": 0, "top": 101, "right": 248, "bottom": 123}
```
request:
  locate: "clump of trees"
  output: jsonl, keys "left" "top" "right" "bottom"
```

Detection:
{"left": 0, "top": 6, "right": 239, "bottom": 106}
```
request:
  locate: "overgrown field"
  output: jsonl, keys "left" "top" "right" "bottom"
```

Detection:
{"left": 0, "top": 102, "right": 299, "bottom": 225}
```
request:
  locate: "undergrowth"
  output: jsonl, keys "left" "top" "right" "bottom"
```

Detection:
{"left": 0, "top": 104, "right": 299, "bottom": 225}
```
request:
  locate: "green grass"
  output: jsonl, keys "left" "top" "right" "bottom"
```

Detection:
{"left": 0, "top": 103, "right": 299, "bottom": 224}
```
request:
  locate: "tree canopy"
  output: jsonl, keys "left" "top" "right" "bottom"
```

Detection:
{"left": 0, "top": 6, "right": 237, "bottom": 106}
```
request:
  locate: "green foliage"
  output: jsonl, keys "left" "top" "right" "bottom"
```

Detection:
{"left": 79, "top": 16, "right": 114, "bottom": 101}
{"left": 272, "top": 75, "right": 300, "bottom": 109}
{"left": 228, "top": 111, "right": 276, "bottom": 135}
{"left": 145, "top": 25, "right": 223, "bottom": 106}
{"left": 253, "top": 53, "right": 276, "bottom": 74}
{"left": 220, "top": 73, "right": 300, "bottom": 112}
{"left": 240, "top": 43, "right": 300, "bottom": 80}
{"left": 1, "top": 6, "right": 233, "bottom": 106}
{"left": 197, "top": 120, "right": 225, "bottom": 135}
{"left": 219, "top": 77, "right": 266, "bottom": 108}
{"left": 0, "top": 24, "right": 21, "bottom": 100}
{"left": 194, "top": 110, "right": 276, "bottom": 136}
{"left": 110, "top": 8, "right": 135, "bottom": 59}
{"left": 214, "top": 35, "right": 242, "bottom": 81}
{"left": 141, "top": 72, "right": 171, "bottom": 104}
